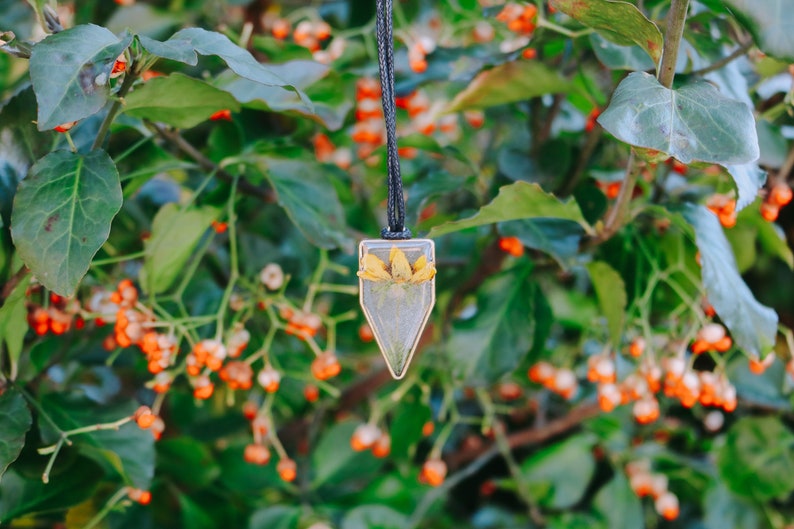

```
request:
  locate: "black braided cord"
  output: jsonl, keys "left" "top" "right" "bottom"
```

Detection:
{"left": 376, "top": 0, "right": 412, "bottom": 240}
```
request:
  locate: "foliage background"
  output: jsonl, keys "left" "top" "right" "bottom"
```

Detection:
{"left": 1, "top": 0, "right": 794, "bottom": 528}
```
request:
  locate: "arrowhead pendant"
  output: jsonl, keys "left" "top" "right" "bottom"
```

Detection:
{"left": 357, "top": 239, "right": 436, "bottom": 379}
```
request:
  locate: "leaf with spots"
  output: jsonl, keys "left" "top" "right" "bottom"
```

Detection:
{"left": 30, "top": 24, "right": 132, "bottom": 130}
{"left": 10, "top": 150, "right": 122, "bottom": 296}
{"left": 598, "top": 72, "right": 759, "bottom": 165}
{"left": 551, "top": 0, "right": 663, "bottom": 67}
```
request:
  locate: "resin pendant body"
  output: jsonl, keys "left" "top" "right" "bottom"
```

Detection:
{"left": 358, "top": 239, "right": 436, "bottom": 379}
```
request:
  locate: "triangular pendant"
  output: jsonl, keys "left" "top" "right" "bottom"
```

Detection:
{"left": 358, "top": 239, "right": 436, "bottom": 379}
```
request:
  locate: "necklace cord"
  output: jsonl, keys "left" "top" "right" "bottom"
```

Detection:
{"left": 376, "top": 0, "right": 412, "bottom": 240}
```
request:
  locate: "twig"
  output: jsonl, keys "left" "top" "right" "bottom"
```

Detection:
{"left": 147, "top": 122, "right": 275, "bottom": 203}
{"left": 92, "top": 67, "right": 139, "bottom": 151}
{"left": 0, "top": 267, "right": 29, "bottom": 303}
{"left": 657, "top": 0, "right": 690, "bottom": 89}
{"left": 690, "top": 40, "right": 753, "bottom": 76}
{"left": 777, "top": 145, "right": 794, "bottom": 182}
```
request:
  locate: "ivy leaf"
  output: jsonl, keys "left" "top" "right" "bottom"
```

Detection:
{"left": 723, "top": 163, "right": 767, "bottom": 212}
{"left": 30, "top": 24, "right": 132, "bottom": 130}
{"left": 598, "top": 72, "right": 759, "bottom": 165}
{"left": 427, "top": 182, "right": 589, "bottom": 238}
{"left": 138, "top": 28, "right": 310, "bottom": 109}
{"left": 520, "top": 433, "right": 596, "bottom": 509}
{"left": 589, "top": 33, "right": 655, "bottom": 71}
{"left": 446, "top": 61, "right": 570, "bottom": 112}
{"left": 447, "top": 264, "right": 535, "bottom": 385}
{"left": 587, "top": 261, "right": 627, "bottom": 345}
{"left": 717, "top": 417, "right": 794, "bottom": 500}
{"left": 140, "top": 203, "right": 217, "bottom": 295}
{"left": 685, "top": 205, "right": 777, "bottom": 357}
{"left": 723, "top": 0, "right": 794, "bottom": 61}
{"left": 0, "top": 274, "right": 32, "bottom": 378}
{"left": 0, "top": 389, "right": 32, "bottom": 482}
{"left": 10, "top": 150, "right": 122, "bottom": 297}
{"left": 258, "top": 158, "right": 353, "bottom": 251}
{"left": 123, "top": 73, "right": 240, "bottom": 128}
{"left": 551, "top": 0, "right": 663, "bottom": 66}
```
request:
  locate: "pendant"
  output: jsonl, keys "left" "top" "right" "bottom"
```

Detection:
{"left": 358, "top": 239, "right": 436, "bottom": 379}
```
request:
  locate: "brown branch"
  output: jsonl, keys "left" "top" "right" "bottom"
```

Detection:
{"left": 690, "top": 39, "right": 753, "bottom": 76}
{"left": 148, "top": 122, "right": 275, "bottom": 203}
{"left": 1, "top": 267, "right": 29, "bottom": 304}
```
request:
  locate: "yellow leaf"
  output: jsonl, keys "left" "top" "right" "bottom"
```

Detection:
{"left": 390, "top": 247, "right": 413, "bottom": 282}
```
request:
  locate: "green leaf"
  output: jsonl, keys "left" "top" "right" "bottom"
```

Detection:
{"left": 30, "top": 24, "right": 132, "bottom": 130}
{"left": 123, "top": 73, "right": 240, "bottom": 128}
{"left": 717, "top": 417, "right": 794, "bottom": 500}
{"left": 723, "top": 0, "right": 794, "bottom": 61}
{"left": 138, "top": 28, "right": 310, "bottom": 108}
{"left": 586, "top": 261, "right": 627, "bottom": 345}
{"left": 0, "top": 389, "right": 32, "bottom": 482}
{"left": 723, "top": 164, "right": 766, "bottom": 212}
{"left": 589, "top": 33, "right": 655, "bottom": 71}
{"left": 598, "top": 72, "right": 759, "bottom": 165}
{"left": 140, "top": 203, "right": 216, "bottom": 295}
{"left": 389, "top": 392, "right": 431, "bottom": 460}
{"left": 39, "top": 394, "right": 155, "bottom": 490}
{"left": 10, "top": 150, "right": 122, "bottom": 296}
{"left": 0, "top": 462, "right": 102, "bottom": 522}
{"left": 685, "top": 205, "right": 778, "bottom": 357}
{"left": 520, "top": 433, "right": 596, "bottom": 509}
{"left": 156, "top": 438, "right": 220, "bottom": 489}
{"left": 178, "top": 494, "right": 215, "bottom": 529}
{"left": 249, "top": 505, "right": 301, "bottom": 529}
{"left": 0, "top": 274, "right": 31, "bottom": 377}
{"left": 311, "top": 420, "right": 383, "bottom": 489}
{"left": 446, "top": 61, "right": 571, "bottom": 113}
{"left": 447, "top": 265, "right": 535, "bottom": 385}
{"left": 427, "top": 182, "right": 589, "bottom": 238}
{"left": 551, "top": 0, "right": 663, "bottom": 65}
{"left": 258, "top": 158, "right": 353, "bottom": 251}
{"left": 500, "top": 219, "right": 586, "bottom": 269}
{"left": 593, "top": 472, "right": 643, "bottom": 529}
{"left": 342, "top": 505, "right": 407, "bottom": 529}
{"left": 703, "top": 481, "right": 760, "bottom": 529}
{"left": 747, "top": 211, "right": 794, "bottom": 268}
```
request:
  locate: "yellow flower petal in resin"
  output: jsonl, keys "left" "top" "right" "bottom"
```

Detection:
{"left": 357, "top": 253, "right": 392, "bottom": 281}
{"left": 410, "top": 254, "right": 436, "bottom": 283}
{"left": 390, "top": 246, "right": 413, "bottom": 282}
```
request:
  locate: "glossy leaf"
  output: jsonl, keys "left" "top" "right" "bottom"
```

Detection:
{"left": 446, "top": 61, "right": 571, "bottom": 112}
{"left": 140, "top": 203, "right": 217, "bottom": 295}
{"left": 427, "top": 182, "right": 589, "bottom": 238}
{"left": 520, "top": 433, "right": 596, "bottom": 509}
{"left": 589, "top": 33, "right": 655, "bottom": 71}
{"left": 259, "top": 158, "right": 353, "bottom": 251}
{"left": 587, "top": 261, "right": 627, "bottom": 345}
{"left": 717, "top": 417, "right": 794, "bottom": 500}
{"left": 723, "top": 163, "right": 766, "bottom": 212}
{"left": 447, "top": 264, "right": 534, "bottom": 385}
{"left": 0, "top": 389, "right": 31, "bottom": 482}
{"left": 551, "top": 0, "right": 663, "bottom": 65}
{"left": 39, "top": 395, "right": 155, "bottom": 489}
{"left": 138, "top": 28, "right": 309, "bottom": 107}
{"left": 723, "top": 0, "right": 794, "bottom": 60}
{"left": 593, "top": 472, "right": 643, "bottom": 529}
{"left": 0, "top": 463, "right": 102, "bottom": 522}
{"left": 598, "top": 72, "right": 759, "bottom": 165}
{"left": 685, "top": 205, "right": 777, "bottom": 357}
{"left": 10, "top": 149, "right": 122, "bottom": 296}
{"left": 156, "top": 438, "right": 220, "bottom": 489}
{"left": 249, "top": 505, "right": 301, "bottom": 529}
{"left": 703, "top": 481, "right": 760, "bottom": 529}
{"left": 342, "top": 505, "right": 407, "bottom": 529}
{"left": 0, "top": 274, "right": 31, "bottom": 377}
{"left": 123, "top": 73, "right": 240, "bottom": 128}
{"left": 311, "top": 421, "right": 383, "bottom": 489}
{"left": 30, "top": 24, "right": 132, "bottom": 130}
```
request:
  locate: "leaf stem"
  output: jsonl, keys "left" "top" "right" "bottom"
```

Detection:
{"left": 92, "top": 69, "right": 139, "bottom": 151}
{"left": 690, "top": 39, "right": 753, "bottom": 76}
{"left": 82, "top": 487, "right": 129, "bottom": 529}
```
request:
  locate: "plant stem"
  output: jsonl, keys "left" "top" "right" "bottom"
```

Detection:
{"left": 82, "top": 488, "right": 129, "bottom": 529}
{"left": 657, "top": 0, "right": 690, "bottom": 89}
{"left": 92, "top": 70, "right": 138, "bottom": 151}
{"left": 690, "top": 39, "right": 753, "bottom": 76}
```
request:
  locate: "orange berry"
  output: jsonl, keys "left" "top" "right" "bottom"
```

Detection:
{"left": 192, "top": 376, "right": 214, "bottom": 400}
{"left": 311, "top": 351, "right": 341, "bottom": 381}
{"left": 371, "top": 433, "right": 391, "bottom": 458}
{"left": 243, "top": 443, "right": 271, "bottom": 465}
{"left": 304, "top": 383, "right": 320, "bottom": 402}
{"left": 242, "top": 400, "right": 258, "bottom": 421}
{"left": 748, "top": 354, "right": 774, "bottom": 374}
{"left": 528, "top": 361, "right": 555, "bottom": 384}
{"left": 271, "top": 18, "right": 290, "bottom": 40}
{"left": 110, "top": 53, "right": 127, "bottom": 79}
{"left": 497, "top": 381, "right": 523, "bottom": 401}
{"left": 769, "top": 182, "right": 793, "bottom": 206}
{"left": 257, "top": 365, "right": 281, "bottom": 393}
{"left": 127, "top": 488, "right": 151, "bottom": 505}
{"left": 219, "top": 361, "right": 253, "bottom": 391}
{"left": 713, "top": 335, "right": 732, "bottom": 353}
{"left": 629, "top": 337, "right": 645, "bottom": 357}
{"left": 211, "top": 220, "right": 228, "bottom": 233}
{"left": 655, "top": 491, "right": 679, "bottom": 520}
{"left": 133, "top": 406, "right": 156, "bottom": 429}
{"left": 422, "top": 421, "right": 435, "bottom": 437}
{"left": 54, "top": 121, "right": 77, "bottom": 133}
{"left": 209, "top": 109, "right": 232, "bottom": 122}
{"left": 498, "top": 236, "right": 524, "bottom": 257}
{"left": 358, "top": 323, "right": 374, "bottom": 343}
{"left": 760, "top": 201, "right": 780, "bottom": 222}
{"left": 277, "top": 458, "right": 297, "bottom": 482}
{"left": 420, "top": 459, "right": 447, "bottom": 487}
{"left": 350, "top": 423, "right": 381, "bottom": 451}
{"left": 522, "top": 48, "right": 537, "bottom": 59}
